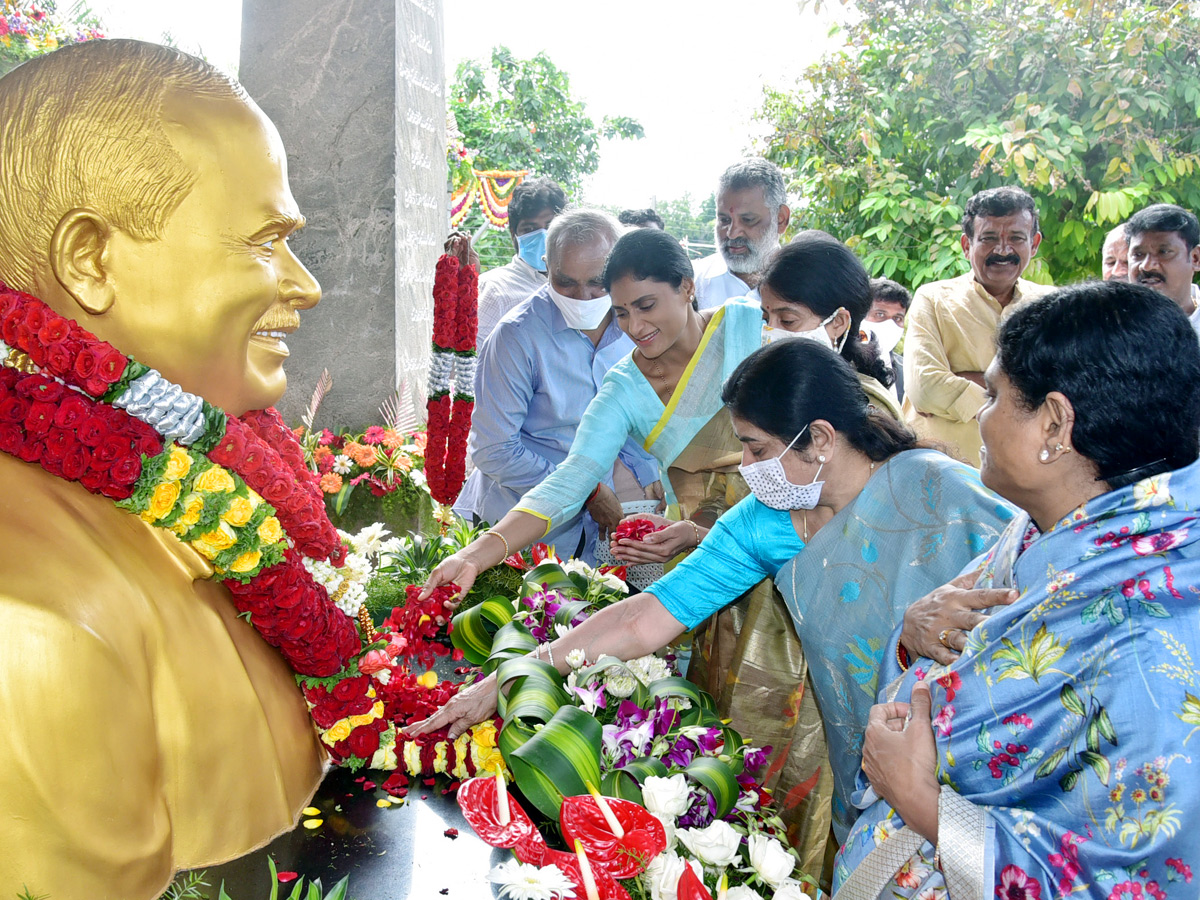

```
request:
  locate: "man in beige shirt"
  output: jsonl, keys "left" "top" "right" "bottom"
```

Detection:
{"left": 902, "top": 186, "right": 1052, "bottom": 465}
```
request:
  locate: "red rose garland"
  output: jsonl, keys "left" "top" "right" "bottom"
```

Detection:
{"left": 425, "top": 255, "right": 477, "bottom": 506}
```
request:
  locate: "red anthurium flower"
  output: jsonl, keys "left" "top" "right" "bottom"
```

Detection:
{"left": 456, "top": 777, "right": 537, "bottom": 849}
{"left": 560, "top": 795, "right": 667, "bottom": 879}
{"left": 676, "top": 863, "right": 713, "bottom": 900}
{"left": 503, "top": 551, "right": 531, "bottom": 571}
{"left": 541, "top": 848, "right": 632, "bottom": 900}
{"left": 531, "top": 543, "right": 558, "bottom": 564}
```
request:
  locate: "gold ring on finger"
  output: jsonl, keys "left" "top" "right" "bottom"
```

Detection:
{"left": 938, "top": 628, "right": 954, "bottom": 648}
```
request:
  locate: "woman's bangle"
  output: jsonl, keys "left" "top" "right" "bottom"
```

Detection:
{"left": 688, "top": 520, "right": 701, "bottom": 547}
{"left": 586, "top": 484, "right": 601, "bottom": 504}
{"left": 483, "top": 528, "right": 510, "bottom": 560}
{"left": 896, "top": 641, "right": 911, "bottom": 672}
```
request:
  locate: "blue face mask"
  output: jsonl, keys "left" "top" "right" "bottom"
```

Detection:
{"left": 516, "top": 228, "right": 548, "bottom": 273}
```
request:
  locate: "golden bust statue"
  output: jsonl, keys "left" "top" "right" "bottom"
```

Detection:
{"left": 0, "top": 40, "right": 325, "bottom": 897}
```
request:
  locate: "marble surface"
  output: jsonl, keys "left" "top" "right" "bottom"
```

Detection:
{"left": 239, "top": 0, "right": 446, "bottom": 429}
{"left": 202, "top": 767, "right": 507, "bottom": 899}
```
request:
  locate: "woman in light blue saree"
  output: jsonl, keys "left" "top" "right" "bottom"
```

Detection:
{"left": 835, "top": 281, "right": 1200, "bottom": 900}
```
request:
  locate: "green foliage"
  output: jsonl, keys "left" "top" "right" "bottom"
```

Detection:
{"left": 757, "top": 0, "right": 1200, "bottom": 288}
{"left": 656, "top": 193, "right": 718, "bottom": 256}
{"left": 451, "top": 45, "right": 644, "bottom": 272}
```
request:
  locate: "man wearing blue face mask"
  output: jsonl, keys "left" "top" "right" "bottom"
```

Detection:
{"left": 476, "top": 176, "right": 567, "bottom": 343}
{"left": 454, "top": 209, "right": 659, "bottom": 562}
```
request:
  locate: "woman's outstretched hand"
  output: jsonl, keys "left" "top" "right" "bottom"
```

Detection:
{"left": 899, "top": 570, "right": 1018, "bottom": 665}
{"left": 419, "top": 553, "right": 480, "bottom": 610}
{"left": 609, "top": 513, "right": 704, "bottom": 565}
{"left": 406, "top": 672, "right": 500, "bottom": 740}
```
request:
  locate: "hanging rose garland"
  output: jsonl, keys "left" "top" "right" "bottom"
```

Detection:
{"left": 0, "top": 284, "right": 503, "bottom": 781}
{"left": 425, "top": 254, "right": 477, "bottom": 506}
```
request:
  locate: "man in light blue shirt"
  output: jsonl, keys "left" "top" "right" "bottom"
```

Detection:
{"left": 454, "top": 210, "right": 658, "bottom": 562}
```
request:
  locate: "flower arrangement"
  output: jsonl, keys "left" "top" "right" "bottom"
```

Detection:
{"left": 425, "top": 254, "right": 477, "bottom": 506}
{"left": 0, "top": 1, "right": 104, "bottom": 74}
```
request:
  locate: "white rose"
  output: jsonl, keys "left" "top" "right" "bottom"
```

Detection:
{"left": 728, "top": 886, "right": 766, "bottom": 900}
{"left": 643, "top": 852, "right": 703, "bottom": 900}
{"left": 641, "top": 773, "right": 691, "bottom": 818}
{"left": 605, "top": 669, "right": 637, "bottom": 698}
{"left": 772, "top": 879, "right": 812, "bottom": 900}
{"left": 749, "top": 834, "right": 797, "bottom": 888}
{"left": 677, "top": 820, "right": 741, "bottom": 868}
{"left": 654, "top": 812, "right": 678, "bottom": 851}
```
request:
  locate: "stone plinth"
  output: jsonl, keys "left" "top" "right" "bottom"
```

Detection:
{"left": 240, "top": 0, "right": 445, "bottom": 429}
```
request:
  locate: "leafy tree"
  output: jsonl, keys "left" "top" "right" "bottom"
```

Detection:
{"left": 451, "top": 46, "right": 643, "bottom": 270}
{"left": 0, "top": 1, "right": 104, "bottom": 76}
{"left": 655, "top": 192, "right": 718, "bottom": 257}
{"left": 756, "top": 0, "right": 1200, "bottom": 288}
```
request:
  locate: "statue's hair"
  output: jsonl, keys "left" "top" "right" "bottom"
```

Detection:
{"left": 0, "top": 39, "right": 246, "bottom": 290}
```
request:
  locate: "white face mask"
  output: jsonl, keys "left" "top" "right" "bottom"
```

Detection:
{"left": 760, "top": 308, "right": 845, "bottom": 351}
{"left": 737, "top": 423, "right": 825, "bottom": 511}
{"left": 861, "top": 318, "right": 903, "bottom": 356}
{"left": 547, "top": 284, "right": 612, "bottom": 331}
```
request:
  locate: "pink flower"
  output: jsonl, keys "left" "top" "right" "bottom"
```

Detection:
{"left": 936, "top": 670, "right": 962, "bottom": 701}
{"left": 1108, "top": 881, "right": 1145, "bottom": 900}
{"left": 932, "top": 703, "right": 956, "bottom": 737}
{"left": 1003, "top": 713, "right": 1033, "bottom": 729}
{"left": 996, "top": 865, "right": 1043, "bottom": 900}
{"left": 363, "top": 425, "right": 386, "bottom": 445}
{"left": 357, "top": 649, "right": 392, "bottom": 675}
{"left": 1049, "top": 831, "right": 1085, "bottom": 895}
{"left": 1132, "top": 529, "right": 1188, "bottom": 556}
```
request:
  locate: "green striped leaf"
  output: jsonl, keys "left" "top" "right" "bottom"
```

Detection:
{"left": 520, "top": 562, "right": 582, "bottom": 599}
{"left": 450, "top": 596, "right": 516, "bottom": 665}
{"left": 577, "top": 656, "right": 650, "bottom": 706}
{"left": 483, "top": 622, "right": 536, "bottom": 675}
{"left": 600, "top": 769, "right": 645, "bottom": 803}
{"left": 509, "top": 705, "right": 603, "bottom": 819}
{"left": 684, "top": 756, "right": 741, "bottom": 818}
{"left": 648, "top": 677, "right": 705, "bottom": 708}
{"left": 552, "top": 599, "right": 592, "bottom": 630}
{"left": 494, "top": 655, "right": 561, "bottom": 719}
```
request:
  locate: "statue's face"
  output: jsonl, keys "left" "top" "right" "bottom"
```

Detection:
{"left": 100, "top": 91, "right": 320, "bottom": 416}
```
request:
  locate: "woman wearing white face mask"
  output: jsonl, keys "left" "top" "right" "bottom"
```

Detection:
{"left": 760, "top": 231, "right": 901, "bottom": 419}
{"left": 412, "top": 340, "right": 1014, "bottom": 881}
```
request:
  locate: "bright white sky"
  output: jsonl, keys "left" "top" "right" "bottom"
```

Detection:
{"left": 90, "top": 0, "right": 843, "bottom": 209}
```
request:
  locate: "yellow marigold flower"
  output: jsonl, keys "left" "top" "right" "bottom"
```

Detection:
{"left": 229, "top": 550, "right": 262, "bottom": 574}
{"left": 163, "top": 447, "right": 192, "bottom": 481}
{"left": 176, "top": 493, "right": 204, "bottom": 529}
{"left": 416, "top": 671, "right": 438, "bottom": 688}
{"left": 222, "top": 495, "right": 256, "bottom": 527}
{"left": 325, "top": 720, "right": 352, "bottom": 743}
{"left": 193, "top": 465, "right": 236, "bottom": 494}
{"left": 257, "top": 516, "right": 284, "bottom": 545}
{"left": 191, "top": 521, "right": 238, "bottom": 558}
{"left": 146, "top": 480, "right": 181, "bottom": 520}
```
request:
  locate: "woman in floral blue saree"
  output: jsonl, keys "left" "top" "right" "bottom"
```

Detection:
{"left": 834, "top": 281, "right": 1200, "bottom": 900}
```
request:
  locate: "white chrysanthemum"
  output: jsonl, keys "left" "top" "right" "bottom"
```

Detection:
{"left": 350, "top": 522, "right": 390, "bottom": 556}
{"left": 488, "top": 860, "right": 576, "bottom": 900}
{"left": 553, "top": 623, "right": 572, "bottom": 639}
{"left": 410, "top": 469, "right": 428, "bottom": 487}
{"left": 565, "top": 648, "right": 587, "bottom": 670}
{"left": 597, "top": 570, "right": 627, "bottom": 592}
{"left": 332, "top": 454, "right": 353, "bottom": 475}
{"left": 626, "top": 654, "right": 670, "bottom": 686}
{"left": 605, "top": 669, "right": 638, "bottom": 698}
{"left": 378, "top": 536, "right": 405, "bottom": 555}
{"left": 341, "top": 551, "right": 372, "bottom": 583}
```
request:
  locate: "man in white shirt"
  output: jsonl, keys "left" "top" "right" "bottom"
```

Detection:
{"left": 1126, "top": 204, "right": 1200, "bottom": 336}
{"left": 692, "top": 158, "right": 790, "bottom": 307}
{"left": 476, "top": 176, "right": 566, "bottom": 342}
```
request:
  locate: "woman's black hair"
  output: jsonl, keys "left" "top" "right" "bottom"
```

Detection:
{"left": 761, "top": 230, "right": 892, "bottom": 387}
{"left": 722, "top": 340, "right": 919, "bottom": 460}
{"left": 602, "top": 228, "right": 696, "bottom": 308}
{"left": 996, "top": 280, "right": 1200, "bottom": 488}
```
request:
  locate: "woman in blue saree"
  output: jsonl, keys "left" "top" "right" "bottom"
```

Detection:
{"left": 835, "top": 281, "right": 1200, "bottom": 900}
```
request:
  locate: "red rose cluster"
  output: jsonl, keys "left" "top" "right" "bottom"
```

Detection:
{"left": 224, "top": 549, "right": 363, "bottom": 677}
{"left": 0, "top": 366, "right": 160, "bottom": 497}
{"left": 380, "top": 584, "right": 462, "bottom": 670}
{"left": 216, "top": 408, "right": 344, "bottom": 565}
{"left": 0, "top": 289, "right": 128, "bottom": 397}
{"left": 303, "top": 673, "right": 390, "bottom": 763}
{"left": 612, "top": 518, "right": 666, "bottom": 543}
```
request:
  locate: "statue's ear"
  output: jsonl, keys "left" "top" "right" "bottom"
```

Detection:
{"left": 49, "top": 209, "right": 115, "bottom": 315}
